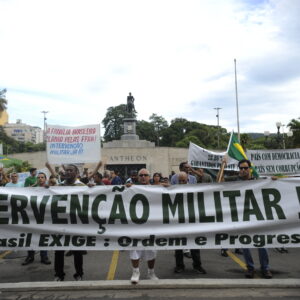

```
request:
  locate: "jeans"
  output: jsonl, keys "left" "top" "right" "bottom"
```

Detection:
{"left": 243, "top": 248, "right": 269, "bottom": 271}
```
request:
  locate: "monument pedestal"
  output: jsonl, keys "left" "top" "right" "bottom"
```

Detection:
{"left": 121, "top": 118, "right": 139, "bottom": 140}
{"left": 103, "top": 117, "right": 155, "bottom": 148}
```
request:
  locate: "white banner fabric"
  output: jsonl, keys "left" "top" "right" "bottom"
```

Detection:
{"left": 188, "top": 142, "right": 238, "bottom": 171}
{"left": 246, "top": 149, "right": 300, "bottom": 175}
{"left": 1, "top": 178, "right": 300, "bottom": 250}
{"left": 46, "top": 124, "right": 101, "bottom": 164}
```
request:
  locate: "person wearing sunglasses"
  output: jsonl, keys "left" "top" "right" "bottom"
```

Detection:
{"left": 128, "top": 168, "right": 158, "bottom": 284}
{"left": 225, "top": 159, "right": 272, "bottom": 279}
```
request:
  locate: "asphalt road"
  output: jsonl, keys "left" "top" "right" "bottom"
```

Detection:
{"left": 0, "top": 248, "right": 300, "bottom": 299}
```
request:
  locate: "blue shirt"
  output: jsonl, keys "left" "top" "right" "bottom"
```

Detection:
{"left": 5, "top": 182, "right": 24, "bottom": 187}
{"left": 171, "top": 173, "right": 197, "bottom": 185}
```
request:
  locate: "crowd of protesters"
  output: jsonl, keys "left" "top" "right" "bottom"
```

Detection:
{"left": 0, "top": 159, "right": 274, "bottom": 283}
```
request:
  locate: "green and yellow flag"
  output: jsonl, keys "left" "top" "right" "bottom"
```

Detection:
{"left": 227, "top": 132, "right": 259, "bottom": 178}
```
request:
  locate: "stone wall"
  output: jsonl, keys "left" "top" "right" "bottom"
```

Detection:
{"left": 9, "top": 146, "right": 189, "bottom": 177}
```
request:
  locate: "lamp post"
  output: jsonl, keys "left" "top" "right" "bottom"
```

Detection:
{"left": 214, "top": 107, "right": 222, "bottom": 148}
{"left": 276, "top": 122, "right": 287, "bottom": 149}
{"left": 41, "top": 111, "right": 49, "bottom": 142}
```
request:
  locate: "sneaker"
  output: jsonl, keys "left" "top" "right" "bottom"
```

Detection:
{"left": 22, "top": 256, "right": 34, "bottom": 266}
{"left": 131, "top": 269, "right": 140, "bottom": 284}
{"left": 221, "top": 249, "right": 228, "bottom": 257}
{"left": 147, "top": 270, "right": 159, "bottom": 280}
{"left": 54, "top": 276, "right": 64, "bottom": 281}
{"left": 41, "top": 257, "right": 51, "bottom": 265}
{"left": 174, "top": 266, "right": 185, "bottom": 273}
{"left": 245, "top": 269, "right": 255, "bottom": 278}
{"left": 73, "top": 273, "right": 83, "bottom": 281}
{"left": 193, "top": 266, "right": 207, "bottom": 274}
{"left": 262, "top": 269, "right": 272, "bottom": 279}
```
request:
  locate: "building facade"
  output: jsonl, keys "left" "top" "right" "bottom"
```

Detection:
{"left": 3, "top": 120, "right": 43, "bottom": 144}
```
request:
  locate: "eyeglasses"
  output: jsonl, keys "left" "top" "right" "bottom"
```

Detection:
{"left": 139, "top": 174, "right": 149, "bottom": 177}
{"left": 239, "top": 167, "right": 249, "bottom": 170}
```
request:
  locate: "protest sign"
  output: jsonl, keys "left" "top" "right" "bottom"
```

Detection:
{"left": 1, "top": 178, "right": 300, "bottom": 250}
{"left": 247, "top": 149, "right": 300, "bottom": 175}
{"left": 46, "top": 124, "right": 101, "bottom": 164}
{"left": 188, "top": 142, "right": 238, "bottom": 171}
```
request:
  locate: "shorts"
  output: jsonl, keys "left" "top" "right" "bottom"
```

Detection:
{"left": 129, "top": 250, "right": 157, "bottom": 261}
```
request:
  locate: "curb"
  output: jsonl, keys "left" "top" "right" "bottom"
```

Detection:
{"left": 1, "top": 279, "right": 300, "bottom": 291}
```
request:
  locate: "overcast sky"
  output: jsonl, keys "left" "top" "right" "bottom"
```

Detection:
{"left": 0, "top": 0, "right": 299, "bottom": 135}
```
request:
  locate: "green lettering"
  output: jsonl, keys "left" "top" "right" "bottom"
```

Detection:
{"left": 162, "top": 193, "right": 185, "bottom": 224}
{"left": 92, "top": 194, "right": 107, "bottom": 225}
{"left": 11, "top": 195, "right": 29, "bottom": 224}
{"left": 197, "top": 192, "right": 215, "bottom": 223}
{"left": 108, "top": 195, "right": 128, "bottom": 224}
{"left": 70, "top": 194, "right": 89, "bottom": 224}
{"left": 30, "top": 195, "right": 50, "bottom": 224}
{"left": 223, "top": 190, "right": 240, "bottom": 221}
{"left": 262, "top": 189, "right": 286, "bottom": 220}
{"left": 214, "top": 191, "right": 223, "bottom": 222}
{"left": 129, "top": 194, "right": 149, "bottom": 224}
{"left": 0, "top": 194, "right": 9, "bottom": 224}
{"left": 243, "top": 189, "right": 264, "bottom": 221}
{"left": 51, "top": 194, "right": 68, "bottom": 224}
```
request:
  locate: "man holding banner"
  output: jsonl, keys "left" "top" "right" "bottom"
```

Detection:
{"left": 174, "top": 171, "right": 207, "bottom": 275}
{"left": 129, "top": 168, "right": 158, "bottom": 284}
{"left": 226, "top": 159, "right": 272, "bottom": 279}
{"left": 54, "top": 164, "right": 86, "bottom": 281}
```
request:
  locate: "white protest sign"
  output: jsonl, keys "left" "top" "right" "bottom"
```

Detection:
{"left": 188, "top": 142, "right": 238, "bottom": 171}
{"left": 247, "top": 149, "right": 300, "bottom": 175}
{"left": 46, "top": 124, "right": 101, "bottom": 164}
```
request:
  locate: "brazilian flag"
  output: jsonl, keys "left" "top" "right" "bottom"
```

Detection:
{"left": 227, "top": 132, "right": 259, "bottom": 178}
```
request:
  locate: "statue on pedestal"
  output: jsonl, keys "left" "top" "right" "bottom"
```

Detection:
{"left": 126, "top": 92, "right": 136, "bottom": 116}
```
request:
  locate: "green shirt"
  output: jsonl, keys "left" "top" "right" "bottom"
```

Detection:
{"left": 24, "top": 176, "right": 37, "bottom": 187}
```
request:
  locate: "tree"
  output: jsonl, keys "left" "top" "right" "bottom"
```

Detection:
{"left": 288, "top": 118, "right": 300, "bottom": 148}
{"left": 175, "top": 136, "right": 204, "bottom": 148}
{"left": 149, "top": 114, "right": 168, "bottom": 146}
{"left": 102, "top": 104, "right": 137, "bottom": 142}
{"left": 0, "top": 89, "right": 7, "bottom": 112}
{"left": 136, "top": 120, "right": 156, "bottom": 142}
{"left": 160, "top": 118, "right": 189, "bottom": 146}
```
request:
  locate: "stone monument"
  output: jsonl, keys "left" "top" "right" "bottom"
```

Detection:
{"left": 121, "top": 92, "right": 139, "bottom": 141}
{"left": 104, "top": 92, "right": 155, "bottom": 148}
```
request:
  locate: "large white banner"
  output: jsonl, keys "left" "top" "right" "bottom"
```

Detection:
{"left": 1, "top": 178, "right": 300, "bottom": 250}
{"left": 247, "top": 149, "right": 300, "bottom": 175}
{"left": 188, "top": 142, "right": 238, "bottom": 171}
{"left": 46, "top": 124, "right": 101, "bottom": 164}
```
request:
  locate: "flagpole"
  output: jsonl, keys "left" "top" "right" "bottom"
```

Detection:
{"left": 226, "top": 131, "right": 234, "bottom": 153}
{"left": 234, "top": 58, "right": 240, "bottom": 142}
